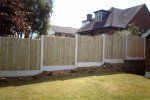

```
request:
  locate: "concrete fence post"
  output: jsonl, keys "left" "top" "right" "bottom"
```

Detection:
{"left": 75, "top": 34, "right": 78, "bottom": 68}
{"left": 102, "top": 34, "right": 105, "bottom": 64}
{"left": 125, "top": 34, "right": 128, "bottom": 59}
{"left": 40, "top": 35, "right": 44, "bottom": 72}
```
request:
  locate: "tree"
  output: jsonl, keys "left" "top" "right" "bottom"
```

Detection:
{"left": 128, "top": 23, "right": 142, "bottom": 36}
{"left": 23, "top": 0, "right": 53, "bottom": 38}
{"left": 0, "top": 0, "right": 31, "bottom": 37}
{"left": 0, "top": 0, "right": 53, "bottom": 38}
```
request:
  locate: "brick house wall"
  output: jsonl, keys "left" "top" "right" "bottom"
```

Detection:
{"left": 146, "top": 38, "right": 150, "bottom": 72}
{"left": 123, "top": 60, "right": 145, "bottom": 75}
{"left": 92, "top": 27, "right": 122, "bottom": 35}
{"left": 129, "top": 5, "right": 150, "bottom": 31}
{"left": 55, "top": 33, "right": 75, "bottom": 38}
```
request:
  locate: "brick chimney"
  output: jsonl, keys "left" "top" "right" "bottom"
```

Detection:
{"left": 87, "top": 14, "right": 92, "bottom": 21}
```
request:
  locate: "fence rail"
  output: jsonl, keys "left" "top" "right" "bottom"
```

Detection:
{"left": 0, "top": 33, "right": 145, "bottom": 77}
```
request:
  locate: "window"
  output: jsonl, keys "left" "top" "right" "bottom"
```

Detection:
{"left": 95, "top": 12, "right": 102, "bottom": 21}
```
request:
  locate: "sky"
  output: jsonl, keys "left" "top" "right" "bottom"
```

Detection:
{"left": 50, "top": 0, "right": 150, "bottom": 28}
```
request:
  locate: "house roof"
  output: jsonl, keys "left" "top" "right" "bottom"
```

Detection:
{"left": 78, "top": 4, "right": 145, "bottom": 33}
{"left": 51, "top": 25, "right": 78, "bottom": 34}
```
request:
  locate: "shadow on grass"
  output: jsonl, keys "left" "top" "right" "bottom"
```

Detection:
{"left": 0, "top": 71, "right": 125, "bottom": 87}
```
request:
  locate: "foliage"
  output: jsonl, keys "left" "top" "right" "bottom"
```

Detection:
{"left": 23, "top": 0, "right": 53, "bottom": 38}
{"left": 128, "top": 23, "right": 142, "bottom": 36}
{"left": 0, "top": 0, "right": 53, "bottom": 38}
{"left": 0, "top": 0, "right": 31, "bottom": 37}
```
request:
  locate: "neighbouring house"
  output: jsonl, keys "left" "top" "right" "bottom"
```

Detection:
{"left": 142, "top": 29, "right": 150, "bottom": 77}
{"left": 77, "top": 4, "right": 150, "bottom": 36}
{"left": 49, "top": 25, "right": 78, "bottom": 37}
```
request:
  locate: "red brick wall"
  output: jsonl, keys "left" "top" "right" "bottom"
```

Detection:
{"left": 123, "top": 60, "right": 145, "bottom": 75}
{"left": 92, "top": 28, "right": 118, "bottom": 35}
{"left": 55, "top": 33, "right": 74, "bottom": 38}
{"left": 129, "top": 5, "right": 150, "bottom": 31}
{"left": 146, "top": 38, "right": 150, "bottom": 72}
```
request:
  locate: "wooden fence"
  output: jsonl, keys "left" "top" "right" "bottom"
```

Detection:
{"left": 104, "top": 34, "right": 125, "bottom": 59}
{"left": 43, "top": 36, "right": 75, "bottom": 66}
{"left": 78, "top": 36, "right": 103, "bottom": 62}
{"left": 0, "top": 37, "right": 41, "bottom": 71}
{"left": 0, "top": 33, "right": 145, "bottom": 77}
{"left": 126, "top": 35, "right": 144, "bottom": 59}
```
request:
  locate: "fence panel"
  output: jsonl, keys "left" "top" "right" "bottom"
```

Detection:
{"left": 0, "top": 37, "right": 41, "bottom": 71}
{"left": 43, "top": 36, "right": 75, "bottom": 65}
{"left": 77, "top": 35, "right": 103, "bottom": 62}
{"left": 127, "top": 35, "right": 144, "bottom": 58}
{"left": 105, "top": 35, "right": 125, "bottom": 59}
{"left": 0, "top": 33, "right": 145, "bottom": 75}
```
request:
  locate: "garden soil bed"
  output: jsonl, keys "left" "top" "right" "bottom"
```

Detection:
{"left": 0, "top": 63, "right": 123, "bottom": 84}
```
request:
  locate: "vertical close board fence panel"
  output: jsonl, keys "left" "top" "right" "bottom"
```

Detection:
{"left": 77, "top": 35, "right": 103, "bottom": 67}
{"left": 126, "top": 35, "right": 144, "bottom": 60}
{"left": 0, "top": 37, "right": 41, "bottom": 77}
{"left": 42, "top": 36, "right": 75, "bottom": 71}
{"left": 104, "top": 34, "right": 125, "bottom": 63}
{"left": 30, "top": 39, "right": 41, "bottom": 70}
{"left": 0, "top": 33, "right": 146, "bottom": 77}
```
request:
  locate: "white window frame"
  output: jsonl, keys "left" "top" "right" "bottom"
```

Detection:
{"left": 95, "top": 12, "right": 102, "bottom": 21}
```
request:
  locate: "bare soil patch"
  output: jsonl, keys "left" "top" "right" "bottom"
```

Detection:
{"left": 0, "top": 63, "right": 123, "bottom": 84}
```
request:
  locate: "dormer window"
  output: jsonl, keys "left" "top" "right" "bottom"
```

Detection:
{"left": 95, "top": 12, "right": 102, "bottom": 22}
{"left": 94, "top": 10, "right": 109, "bottom": 22}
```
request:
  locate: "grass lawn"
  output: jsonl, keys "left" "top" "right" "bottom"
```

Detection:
{"left": 0, "top": 72, "right": 150, "bottom": 100}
